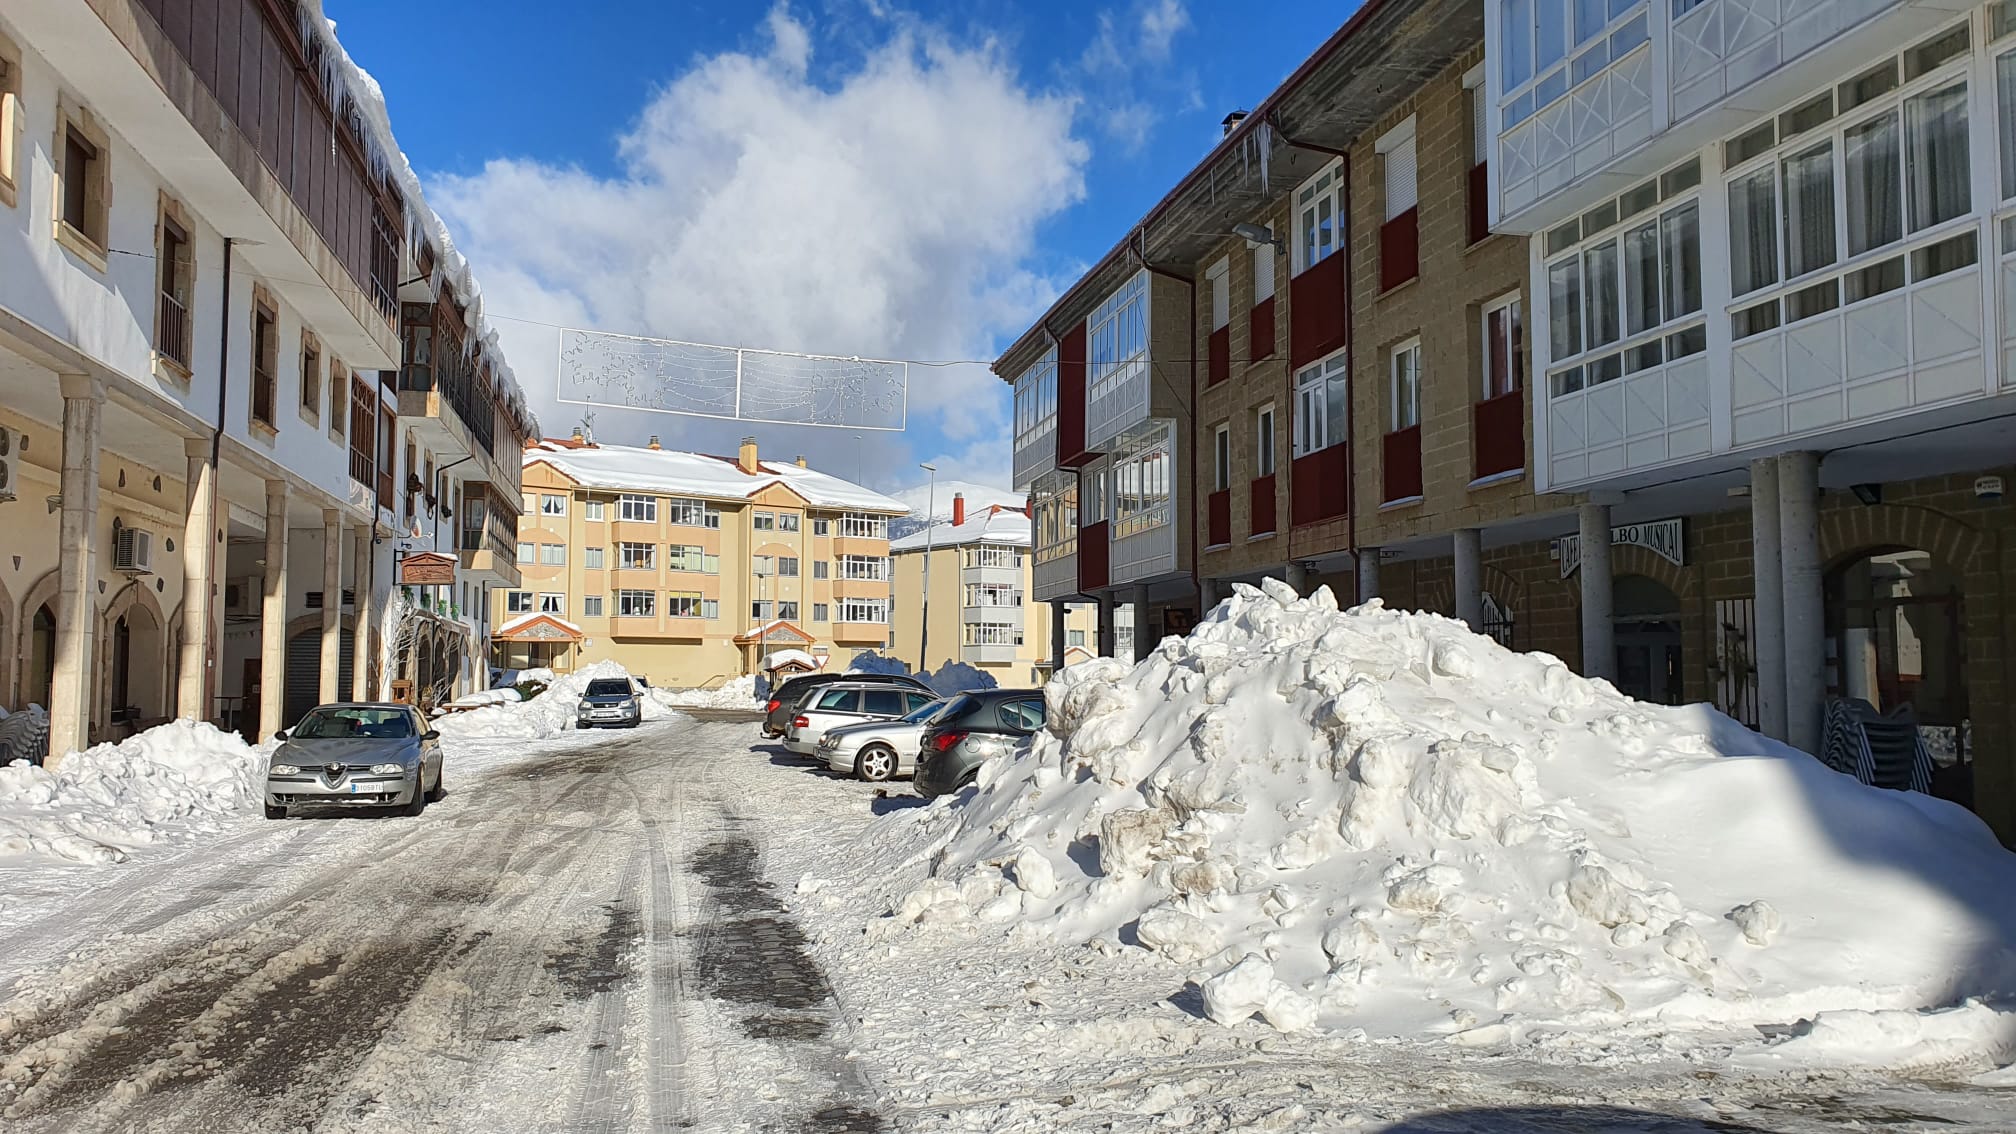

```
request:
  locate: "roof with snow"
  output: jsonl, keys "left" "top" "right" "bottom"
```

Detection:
{"left": 891, "top": 504, "right": 1031, "bottom": 552}
{"left": 526, "top": 442, "right": 907, "bottom": 514}
{"left": 759, "top": 648, "right": 823, "bottom": 672}
{"left": 734, "top": 620, "right": 815, "bottom": 645}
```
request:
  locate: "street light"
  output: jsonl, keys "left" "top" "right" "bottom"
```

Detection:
{"left": 919, "top": 463, "right": 937, "bottom": 673}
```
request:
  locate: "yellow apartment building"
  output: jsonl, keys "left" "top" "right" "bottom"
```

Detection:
{"left": 889, "top": 494, "right": 1096, "bottom": 688}
{"left": 490, "top": 434, "right": 907, "bottom": 687}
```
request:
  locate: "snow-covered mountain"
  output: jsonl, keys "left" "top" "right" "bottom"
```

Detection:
{"left": 888, "top": 480, "right": 1024, "bottom": 537}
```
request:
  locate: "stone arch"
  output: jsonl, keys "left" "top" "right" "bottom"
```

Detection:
{"left": 1819, "top": 503, "right": 1984, "bottom": 577}
{"left": 15, "top": 569, "right": 63, "bottom": 710}
{"left": 98, "top": 581, "right": 169, "bottom": 731}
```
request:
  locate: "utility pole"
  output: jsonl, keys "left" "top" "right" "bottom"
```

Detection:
{"left": 919, "top": 463, "right": 937, "bottom": 673}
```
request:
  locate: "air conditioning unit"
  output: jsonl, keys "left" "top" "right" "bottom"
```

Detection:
{"left": 226, "top": 576, "right": 261, "bottom": 619}
{"left": 113, "top": 526, "right": 155, "bottom": 574}
{"left": 0, "top": 425, "right": 17, "bottom": 502}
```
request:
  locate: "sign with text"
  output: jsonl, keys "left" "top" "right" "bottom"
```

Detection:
{"left": 1553, "top": 518, "right": 1684, "bottom": 578}
{"left": 397, "top": 551, "right": 458, "bottom": 586}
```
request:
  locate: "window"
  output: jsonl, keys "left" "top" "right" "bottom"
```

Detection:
{"left": 840, "top": 599, "right": 889, "bottom": 623}
{"left": 1380, "top": 119, "right": 1418, "bottom": 221}
{"left": 778, "top": 600, "right": 800, "bottom": 621}
{"left": 617, "top": 590, "right": 656, "bottom": 617}
{"left": 964, "top": 623, "right": 1021, "bottom": 647}
{"left": 585, "top": 501, "right": 606, "bottom": 521}
{"left": 517, "top": 541, "right": 534, "bottom": 564}
{"left": 1482, "top": 296, "right": 1526, "bottom": 400}
{"left": 1390, "top": 341, "right": 1422, "bottom": 431}
{"left": 703, "top": 599, "right": 720, "bottom": 619}
{"left": 1087, "top": 272, "right": 1149, "bottom": 401}
{"left": 1068, "top": 629, "right": 1087, "bottom": 648}
{"left": 668, "top": 545, "right": 719, "bottom": 573}
{"left": 619, "top": 542, "right": 655, "bottom": 570}
{"left": 541, "top": 494, "right": 568, "bottom": 516}
{"left": 812, "top": 560, "right": 830, "bottom": 579}
{"left": 1544, "top": 162, "right": 1704, "bottom": 398}
{"left": 618, "top": 494, "right": 655, "bottom": 522}
{"left": 841, "top": 555, "right": 891, "bottom": 581}
{"left": 1012, "top": 346, "right": 1061, "bottom": 445}
{"left": 841, "top": 513, "right": 890, "bottom": 539}
{"left": 1294, "top": 351, "right": 1349, "bottom": 456}
{"left": 1033, "top": 476, "right": 1078, "bottom": 563}
{"left": 1498, "top": 0, "right": 1649, "bottom": 130}
{"left": 812, "top": 603, "right": 830, "bottom": 622}
{"left": 1207, "top": 259, "right": 1230, "bottom": 331}
{"left": 751, "top": 600, "right": 774, "bottom": 621}
{"left": 538, "top": 593, "right": 565, "bottom": 615}
{"left": 963, "top": 545, "right": 1019, "bottom": 568}
{"left": 585, "top": 547, "right": 605, "bottom": 570}
{"left": 1083, "top": 467, "right": 1108, "bottom": 525}
{"left": 753, "top": 511, "right": 775, "bottom": 531}
{"left": 1255, "top": 405, "right": 1277, "bottom": 477}
{"left": 965, "top": 582, "right": 1022, "bottom": 606}
{"left": 583, "top": 595, "right": 604, "bottom": 618}
{"left": 665, "top": 497, "right": 712, "bottom": 526}
{"left": 1213, "top": 424, "right": 1231, "bottom": 492}
{"left": 1112, "top": 425, "right": 1173, "bottom": 538}
{"left": 1252, "top": 241, "right": 1276, "bottom": 303}
{"left": 251, "top": 299, "right": 278, "bottom": 429}
{"left": 1294, "top": 162, "right": 1344, "bottom": 272}
{"left": 753, "top": 555, "right": 775, "bottom": 577}
{"left": 539, "top": 543, "right": 566, "bottom": 566}
{"left": 0, "top": 40, "right": 20, "bottom": 205}
{"left": 55, "top": 110, "right": 109, "bottom": 258}
{"left": 155, "top": 206, "right": 194, "bottom": 373}
{"left": 813, "top": 518, "right": 830, "bottom": 536}
{"left": 778, "top": 513, "right": 801, "bottom": 533}
{"left": 299, "top": 334, "right": 322, "bottom": 420}
{"left": 668, "top": 592, "right": 706, "bottom": 618}
{"left": 506, "top": 591, "right": 533, "bottom": 614}
{"left": 778, "top": 557, "right": 800, "bottom": 577}
{"left": 328, "top": 357, "right": 347, "bottom": 440}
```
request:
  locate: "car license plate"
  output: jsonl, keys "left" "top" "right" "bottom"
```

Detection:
{"left": 349, "top": 781, "right": 371, "bottom": 794}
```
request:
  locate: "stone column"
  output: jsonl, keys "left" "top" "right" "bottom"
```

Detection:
{"left": 1198, "top": 577, "right": 1218, "bottom": 613}
{"left": 352, "top": 525, "right": 374, "bottom": 700}
{"left": 1097, "top": 594, "right": 1116, "bottom": 658}
{"left": 177, "top": 437, "right": 216, "bottom": 721}
{"left": 1356, "top": 548, "right": 1381, "bottom": 607}
{"left": 1050, "top": 601, "right": 1066, "bottom": 671}
{"left": 1749, "top": 457, "right": 1787, "bottom": 741}
{"left": 1578, "top": 502, "right": 1615, "bottom": 682}
{"left": 1778, "top": 451, "right": 1824, "bottom": 754}
{"left": 1452, "top": 528, "right": 1484, "bottom": 631}
{"left": 1132, "top": 582, "right": 1152, "bottom": 662}
{"left": 1283, "top": 562, "right": 1307, "bottom": 596}
{"left": 258, "top": 479, "right": 289, "bottom": 740}
{"left": 319, "top": 509, "right": 343, "bottom": 704}
{"left": 46, "top": 374, "right": 103, "bottom": 767}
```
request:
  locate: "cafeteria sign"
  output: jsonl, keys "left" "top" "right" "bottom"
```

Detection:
{"left": 1553, "top": 518, "right": 1684, "bottom": 578}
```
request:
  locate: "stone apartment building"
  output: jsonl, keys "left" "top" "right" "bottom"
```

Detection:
{"left": 493, "top": 436, "right": 907, "bottom": 687}
{"left": 888, "top": 492, "right": 1097, "bottom": 686}
{"left": 0, "top": 0, "right": 532, "bottom": 757}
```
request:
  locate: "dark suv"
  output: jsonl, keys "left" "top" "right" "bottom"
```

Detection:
{"left": 914, "top": 689, "right": 1047, "bottom": 798}
{"left": 761, "top": 672, "right": 933, "bottom": 738}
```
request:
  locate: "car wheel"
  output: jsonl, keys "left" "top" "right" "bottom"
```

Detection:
{"left": 425, "top": 767, "right": 445, "bottom": 803}
{"left": 400, "top": 783, "right": 427, "bottom": 818}
{"left": 855, "top": 745, "right": 897, "bottom": 783}
{"left": 264, "top": 804, "right": 287, "bottom": 820}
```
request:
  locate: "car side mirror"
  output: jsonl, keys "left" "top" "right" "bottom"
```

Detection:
{"left": 273, "top": 729, "right": 288, "bottom": 741}
{"left": 422, "top": 730, "right": 441, "bottom": 741}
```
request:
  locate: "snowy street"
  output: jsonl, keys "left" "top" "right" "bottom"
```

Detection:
{"left": 2, "top": 706, "right": 2012, "bottom": 1132}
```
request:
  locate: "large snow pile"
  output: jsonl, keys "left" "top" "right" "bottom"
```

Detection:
{"left": 882, "top": 581, "right": 2016, "bottom": 1061}
{"left": 433, "top": 660, "right": 692, "bottom": 740}
{"left": 661, "top": 675, "right": 762, "bottom": 708}
{"left": 0, "top": 720, "right": 270, "bottom": 864}
{"left": 846, "top": 651, "right": 910, "bottom": 677}
{"left": 926, "top": 662, "right": 998, "bottom": 696}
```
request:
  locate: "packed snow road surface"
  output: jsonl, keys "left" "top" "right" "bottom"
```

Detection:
{"left": 0, "top": 720, "right": 880, "bottom": 1134}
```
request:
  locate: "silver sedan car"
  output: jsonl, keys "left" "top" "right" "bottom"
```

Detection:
{"left": 818, "top": 697, "right": 950, "bottom": 781}
{"left": 264, "top": 703, "right": 444, "bottom": 818}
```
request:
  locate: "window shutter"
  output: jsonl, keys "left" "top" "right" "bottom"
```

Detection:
{"left": 1252, "top": 242, "right": 1276, "bottom": 302}
{"left": 1472, "top": 87, "right": 1490, "bottom": 167}
{"left": 1385, "top": 136, "right": 1418, "bottom": 220}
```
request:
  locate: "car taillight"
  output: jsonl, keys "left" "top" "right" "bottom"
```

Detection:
{"left": 793, "top": 716, "right": 810, "bottom": 730}
{"left": 930, "top": 730, "right": 968, "bottom": 753}
{"left": 766, "top": 699, "right": 782, "bottom": 712}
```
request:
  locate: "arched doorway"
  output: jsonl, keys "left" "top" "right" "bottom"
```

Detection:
{"left": 1825, "top": 546, "right": 1969, "bottom": 804}
{"left": 1614, "top": 575, "right": 1683, "bottom": 705}
{"left": 103, "top": 601, "right": 167, "bottom": 735}
{"left": 28, "top": 604, "right": 56, "bottom": 709}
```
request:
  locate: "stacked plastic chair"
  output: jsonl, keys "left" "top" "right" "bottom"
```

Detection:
{"left": 1819, "top": 698, "right": 1932, "bottom": 793}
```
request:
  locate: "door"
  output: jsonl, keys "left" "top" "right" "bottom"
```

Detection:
{"left": 1611, "top": 575, "right": 1684, "bottom": 706}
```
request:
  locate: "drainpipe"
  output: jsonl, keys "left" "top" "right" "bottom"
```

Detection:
{"left": 204, "top": 237, "right": 233, "bottom": 720}
{"left": 1129, "top": 229, "right": 1199, "bottom": 627}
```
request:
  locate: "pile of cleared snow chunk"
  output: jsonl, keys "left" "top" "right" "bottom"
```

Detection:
{"left": 887, "top": 580, "right": 2016, "bottom": 1053}
{"left": 0, "top": 719, "right": 270, "bottom": 864}
{"left": 660, "top": 674, "right": 761, "bottom": 708}
{"left": 433, "top": 660, "right": 691, "bottom": 740}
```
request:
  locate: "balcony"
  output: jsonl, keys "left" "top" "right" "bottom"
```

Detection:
{"left": 962, "top": 642, "right": 1022, "bottom": 665}
{"left": 1249, "top": 297, "right": 1276, "bottom": 361}
{"left": 1289, "top": 254, "right": 1347, "bottom": 368}
{"left": 1249, "top": 474, "right": 1277, "bottom": 537}
{"left": 1382, "top": 427, "right": 1423, "bottom": 503}
{"left": 1473, "top": 390, "right": 1526, "bottom": 480}
{"left": 1207, "top": 325, "right": 1230, "bottom": 387}
{"left": 1291, "top": 445, "right": 1350, "bottom": 526}
{"left": 1013, "top": 420, "right": 1057, "bottom": 490}
{"left": 1033, "top": 548, "right": 1079, "bottom": 602}
{"left": 1379, "top": 208, "right": 1420, "bottom": 292}
{"left": 832, "top": 622, "right": 889, "bottom": 646}
{"left": 1207, "top": 489, "right": 1231, "bottom": 547}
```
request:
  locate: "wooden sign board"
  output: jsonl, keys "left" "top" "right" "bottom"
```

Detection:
{"left": 398, "top": 552, "right": 458, "bottom": 586}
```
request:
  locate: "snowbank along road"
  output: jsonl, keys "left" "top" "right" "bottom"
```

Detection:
{"left": 0, "top": 719, "right": 882, "bottom": 1133}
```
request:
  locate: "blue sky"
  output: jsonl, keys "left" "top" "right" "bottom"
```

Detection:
{"left": 325, "top": 0, "right": 1348, "bottom": 491}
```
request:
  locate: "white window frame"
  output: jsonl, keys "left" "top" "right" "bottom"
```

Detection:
{"left": 778, "top": 556, "right": 800, "bottom": 577}
{"left": 539, "top": 543, "right": 566, "bottom": 566}
{"left": 962, "top": 545, "right": 1018, "bottom": 569}
{"left": 505, "top": 590, "right": 533, "bottom": 614}
{"left": 1497, "top": 0, "right": 1652, "bottom": 134}
{"left": 618, "top": 494, "right": 657, "bottom": 522}
{"left": 778, "top": 513, "right": 800, "bottom": 533}
{"left": 1255, "top": 404, "right": 1277, "bottom": 477}
{"left": 753, "top": 511, "right": 776, "bottom": 531}
{"left": 584, "top": 546, "right": 605, "bottom": 570}
{"left": 812, "top": 602, "right": 829, "bottom": 622}
{"left": 1112, "top": 425, "right": 1173, "bottom": 539}
{"left": 812, "top": 560, "right": 829, "bottom": 579}
{"left": 1464, "top": 63, "right": 1489, "bottom": 168}
{"left": 537, "top": 593, "right": 565, "bottom": 615}
{"left": 839, "top": 598, "right": 890, "bottom": 624}
{"left": 1377, "top": 116, "right": 1419, "bottom": 221}
{"left": 1293, "top": 159, "right": 1344, "bottom": 274}
{"left": 841, "top": 512, "right": 889, "bottom": 539}
{"left": 1390, "top": 340, "right": 1422, "bottom": 432}
{"left": 840, "top": 554, "right": 891, "bottom": 581}
{"left": 1087, "top": 272, "right": 1150, "bottom": 403}
{"left": 582, "top": 595, "right": 604, "bottom": 618}
{"left": 1012, "top": 346, "right": 1060, "bottom": 448}
{"left": 516, "top": 541, "right": 534, "bottom": 565}
{"left": 1294, "top": 349, "right": 1349, "bottom": 457}
{"left": 1082, "top": 466, "right": 1109, "bottom": 525}
{"left": 584, "top": 500, "right": 605, "bottom": 522}
{"left": 669, "top": 592, "right": 706, "bottom": 619}
{"left": 1212, "top": 423, "right": 1231, "bottom": 492}
{"left": 665, "top": 497, "right": 708, "bottom": 526}
{"left": 1033, "top": 476, "right": 1079, "bottom": 563}
{"left": 540, "top": 494, "right": 568, "bottom": 516}
{"left": 1481, "top": 293, "right": 1525, "bottom": 400}
{"left": 1206, "top": 258, "right": 1230, "bottom": 331}
{"left": 812, "top": 518, "right": 830, "bottom": 536}
{"left": 617, "top": 590, "right": 656, "bottom": 617}
{"left": 619, "top": 542, "right": 656, "bottom": 570}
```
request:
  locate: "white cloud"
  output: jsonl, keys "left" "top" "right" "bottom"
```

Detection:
{"left": 1137, "top": 0, "right": 1191, "bottom": 60}
{"left": 1073, "top": 0, "right": 1194, "bottom": 152}
{"left": 426, "top": 5, "right": 1087, "bottom": 489}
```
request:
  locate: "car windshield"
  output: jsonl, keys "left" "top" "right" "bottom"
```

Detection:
{"left": 291, "top": 707, "right": 414, "bottom": 739}
{"left": 584, "top": 679, "right": 634, "bottom": 697}
{"left": 901, "top": 699, "right": 947, "bottom": 724}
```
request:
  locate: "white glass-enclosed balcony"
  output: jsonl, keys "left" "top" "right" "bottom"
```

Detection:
{"left": 1010, "top": 346, "right": 1058, "bottom": 490}
{"left": 1084, "top": 271, "right": 1152, "bottom": 452}
{"left": 1029, "top": 470, "right": 1080, "bottom": 602}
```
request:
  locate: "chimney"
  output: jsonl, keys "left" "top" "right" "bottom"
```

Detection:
{"left": 738, "top": 436, "right": 759, "bottom": 473}
{"left": 647, "top": 434, "right": 661, "bottom": 450}
{"left": 952, "top": 493, "right": 966, "bottom": 527}
{"left": 795, "top": 455, "right": 807, "bottom": 468}
{"left": 570, "top": 427, "right": 585, "bottom": 444}
{"left": 1221, "top": 109, "right": 1249, "bottom": 138}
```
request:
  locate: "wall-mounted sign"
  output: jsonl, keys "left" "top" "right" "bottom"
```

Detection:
{"left": 398, "top": 551, "right": 458, "bottom": 586}
{"left": 1552, "top": 518, "right": 1684, "bottom": 578}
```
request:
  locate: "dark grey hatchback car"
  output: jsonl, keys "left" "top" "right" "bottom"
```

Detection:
{"left": 914, "top": 689, "right": 1047, "bottom": 798}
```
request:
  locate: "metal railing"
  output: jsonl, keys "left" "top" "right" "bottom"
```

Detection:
{"left": 157, "top": 291, "right": 190, "bottom": 369}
